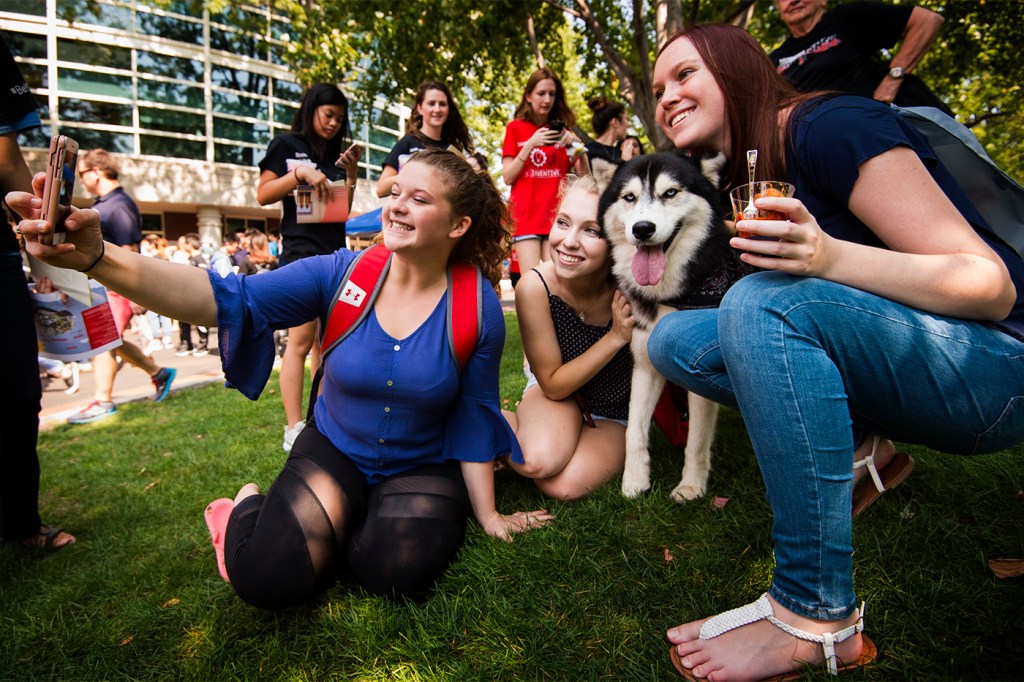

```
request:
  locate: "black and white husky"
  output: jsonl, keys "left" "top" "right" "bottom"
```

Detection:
{"left": 596, "top": 151, "right": 750, "bottom": 502}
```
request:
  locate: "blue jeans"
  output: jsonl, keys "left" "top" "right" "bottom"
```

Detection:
{"left": 146, "top": 310, "right": 173, "bottom": 339}
{"left": 649, "top": 272, "right": 1024, "bottom": 620}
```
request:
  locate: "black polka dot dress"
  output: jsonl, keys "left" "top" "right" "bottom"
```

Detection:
{"left": 533, "top": 270, "right": 632, "bottom": 421}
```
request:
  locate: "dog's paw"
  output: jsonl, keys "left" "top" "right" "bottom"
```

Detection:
{"left": 621, "top": 470, "right": 651, "bottom": 499}
{"left": 669, "top": 481, "right": 707, "bottom": 503}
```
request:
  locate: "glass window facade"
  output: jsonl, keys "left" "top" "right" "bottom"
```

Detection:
{"left": 4, "top": 0, "right": 402, "bottom": 174}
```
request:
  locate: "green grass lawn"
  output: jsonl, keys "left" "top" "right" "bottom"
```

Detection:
{"left": 3, "top": 313, "right": 1023, "bottom": 679}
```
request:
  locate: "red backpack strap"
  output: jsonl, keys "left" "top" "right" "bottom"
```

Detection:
{"left": 446, "top": 262, "right": 482, "bottom": 372}
{"left": 321, "top": 244, "right": 392, "bottom": 358}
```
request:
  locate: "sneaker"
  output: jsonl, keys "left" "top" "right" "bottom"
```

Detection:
{"left": 283, "top": 421, "right": 305, "bottom": 452}
{"left": 67, "top": 401, "right": 116, "bottom": 424}
{"left": 152, "top": 367, "right": 176, "bottom": 402}
{"left": 145, "top": 340, "right": 163, "bottom": 355}
{"left": 162, "top": 336, "right": 174, "bottom": 349}
{"left": 175, "top": 345, "right": 192, "bottom": 357}
{"left": 192, "top": 348, "right": 209, "bottom": 358}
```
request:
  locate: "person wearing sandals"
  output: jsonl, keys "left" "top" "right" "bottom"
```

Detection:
{"left": 1, "top": 33, "right": 74, "bottom": 551}
{"left": 649, "top": 25, "right": 1024, "bottom": 680}
{"left": 503, "top": 175, "right": 634, "bottom": 500}
{"left": 10, "top": 149, "right": 551, "bottom": 607}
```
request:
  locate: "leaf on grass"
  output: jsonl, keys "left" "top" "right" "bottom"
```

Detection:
{"left": 195, "top": 434, "right": 204, "bottom": 439}
{"left": 162, "top": 598, "right": 180, "bottom": 608}
{"left": 988, "top": 558, "right": 1024, "bottom": 578}
{"left": 144, "top": 480, "right": 160, "bottom": 491}
{"left": 502, "top": 399, "right": 510, "bottom": 405}
{"left": 712, "top": 496, "right": 730, "bottom": 509}
{"left": 120, "top": 636, "right": 134, "bottom": 646}
{"left": 161, "top": 451, "right": 173, "bottom": 458}
{"left": 663, "top": 547, "right": 674, "bottom": 564}
{"left": 267, "top": 389, "right": 276, "bottom": 395}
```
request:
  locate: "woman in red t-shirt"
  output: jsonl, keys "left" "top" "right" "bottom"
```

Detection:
{"left": 502, "top": 68, "right": 589, "bottom": 275}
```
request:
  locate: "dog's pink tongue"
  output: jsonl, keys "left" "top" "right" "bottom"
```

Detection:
{"left": 632, "top": 245, "right": 666, "bottom": 286}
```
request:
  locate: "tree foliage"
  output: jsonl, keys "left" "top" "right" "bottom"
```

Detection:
{"left": 244, "top": 0, "right": 1022, "bottom": 179}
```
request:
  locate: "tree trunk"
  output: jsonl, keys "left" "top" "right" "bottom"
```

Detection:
{"left": 526, "top": 14, "right": 545, "bottom": 69}
{"left": 655, "top": 0, "right": 684, "bottom": 50}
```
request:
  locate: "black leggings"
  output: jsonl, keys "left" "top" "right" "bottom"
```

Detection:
{"left": 224, "top": 421, "right": 471, "bottom": 609}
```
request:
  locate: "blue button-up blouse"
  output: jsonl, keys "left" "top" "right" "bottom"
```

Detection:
{"left": 208, "top": 249, "right": 522, "bottom": 483}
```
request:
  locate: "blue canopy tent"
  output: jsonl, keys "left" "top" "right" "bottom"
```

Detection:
{"left": 345, "top": 206, "right": 382, "bottom": 250}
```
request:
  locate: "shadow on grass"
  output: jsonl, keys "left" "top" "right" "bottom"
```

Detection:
{"left": 3, "top": 314, "right": 1023, "bottom": 678}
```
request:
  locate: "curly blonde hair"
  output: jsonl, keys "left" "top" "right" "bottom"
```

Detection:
{"left": 405, "top": 148, "right": 511, "bottom": 288}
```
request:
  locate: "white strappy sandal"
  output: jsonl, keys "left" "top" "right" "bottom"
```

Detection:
{"left": 669, "top": 594, "right": 877, "bottom": 680}
{"left": 852, "top": 436, "right": 915, "bottom": 517}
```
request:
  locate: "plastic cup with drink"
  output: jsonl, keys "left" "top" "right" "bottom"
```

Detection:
{"left": 729, "top": 181, "right": 795, "bottom": 256}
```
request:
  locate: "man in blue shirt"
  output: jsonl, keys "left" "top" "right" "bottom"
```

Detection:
{"left": 66, "top": 149, "right": 176, "bottom": 424}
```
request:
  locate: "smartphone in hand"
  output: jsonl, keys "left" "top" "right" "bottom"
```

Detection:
{"left": 547, "top": 120, "right": 565, "bottom": 133}
{"left": 39, "top": 135, "right": 79, "bottom": 246}
{"left": 336, "top": 143, "right": 364, "bottom": 168}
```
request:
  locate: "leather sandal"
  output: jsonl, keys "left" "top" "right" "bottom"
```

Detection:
{"left": 852, "top": 436, "right": 914, "bottom": 517}
{"left": 669, "top": 594, "right": 877, "bottom": 680}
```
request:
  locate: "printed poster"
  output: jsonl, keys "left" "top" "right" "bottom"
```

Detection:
{"left": 32, "top": 282, "right": 123, "bottom": 362}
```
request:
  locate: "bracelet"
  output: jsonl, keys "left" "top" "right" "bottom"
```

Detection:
{"left": 292, "top": 167, "right": 302, "bottom": 184}
{"left": 80, "top": 241, "right": 106, "bottom": 273}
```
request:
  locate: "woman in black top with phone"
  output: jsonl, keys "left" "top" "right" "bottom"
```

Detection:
{"left": 256, "top": 83, "right": 362, "bottom": 453}
{"left": 375, "top": 81, "right": 473, "bottom": 198}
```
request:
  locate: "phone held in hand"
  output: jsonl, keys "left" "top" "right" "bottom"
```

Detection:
{"left": 40, "top": 134, "right": 79, "bottom": 246}
{"left": 547, "top": 120, "right": 565, "bottom": 133}
{"left": 336, "top": 143, "right": 364, "bottom": 168}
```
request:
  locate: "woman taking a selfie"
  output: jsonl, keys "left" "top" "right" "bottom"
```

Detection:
{"left": 256, "top": 83, "right": 361, "bottom": 453}
{"left": 11, "top": 148, "right": 550, "bottom": 609}
{"left": 649, "top": 24, "right": 1024, "bottom": 680}
{"left": 502, "top": 68, "right": 589, "bottom": 274}
{"left": 376, "top": 81, "right": 474, "bottom": 198}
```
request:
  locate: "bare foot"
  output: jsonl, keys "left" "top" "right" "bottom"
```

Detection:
{"left": 852, "top": 435, "right": 895, "bottom": 487}
{"left": 234, "top": 483, "right": 260, "bottom": 504}
{"left": 667, "top": 594, "right": 867, "bottom": 681}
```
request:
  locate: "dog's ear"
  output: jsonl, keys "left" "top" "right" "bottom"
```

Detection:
{"left": 698, "top": 152, "right": 727, "bottom": 190}
{"left": 590, "top": 157, "right": 619, "bottom": 193}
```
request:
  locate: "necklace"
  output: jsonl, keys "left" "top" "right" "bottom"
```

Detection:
{"left": 564, "top": 286, "right": 605, "bottom": 324}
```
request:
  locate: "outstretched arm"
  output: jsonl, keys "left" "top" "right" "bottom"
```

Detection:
{"left": 8, "top": 174, "right": 218, "bottom": 327}
{"left": 461, "top": 460, "right": 552, "bottom": 541}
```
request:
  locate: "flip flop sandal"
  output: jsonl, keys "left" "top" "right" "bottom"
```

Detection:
{"left": 668, "top": 594, "right": 877, "bottom": 681}
{"left": 852, "top": 437, "right": 915, "bottom": 518}
{"left": 204, "top": 498, "right": 234, "bottom": 582}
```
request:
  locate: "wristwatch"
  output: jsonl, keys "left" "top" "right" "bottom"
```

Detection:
{"left": 888, "top": 66, "right": 906, "bottom": 79}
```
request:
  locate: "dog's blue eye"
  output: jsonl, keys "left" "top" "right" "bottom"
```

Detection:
{"left": 663, "top": 188, "right": 678, "bottom": 198}
{"left": 623, "top": 193, "right": 636, "bottom": 203}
